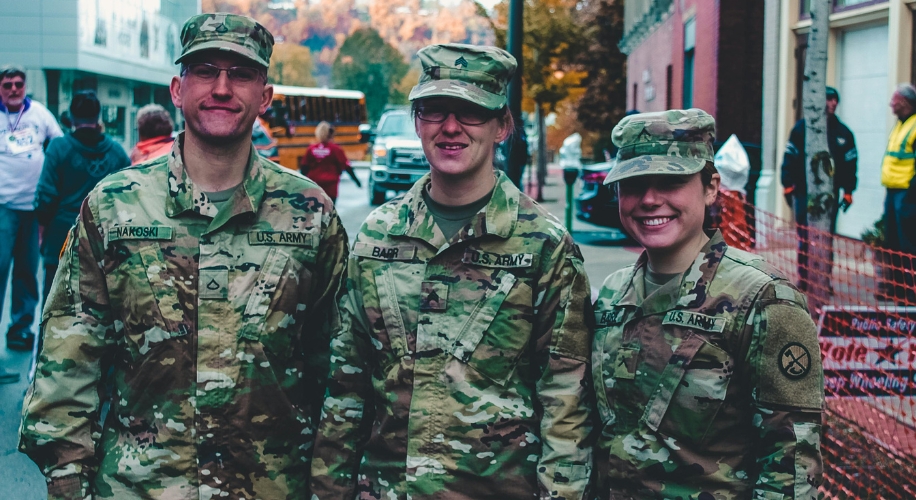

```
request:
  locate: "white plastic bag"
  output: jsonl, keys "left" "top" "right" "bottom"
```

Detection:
{"left": 559, "top": 133, "right": 583, "bottom": 169}
{"left": 713, "top": 134, "right": 750, "bottom": 195}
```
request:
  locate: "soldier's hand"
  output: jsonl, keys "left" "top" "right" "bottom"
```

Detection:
{"left": 840, "top": 193, "right": 852, "bottom": 212}
{"left": 783, "top": 186, "right": 794, "bottom": 208}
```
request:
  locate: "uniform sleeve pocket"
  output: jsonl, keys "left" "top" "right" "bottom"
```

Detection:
{"left": 452, "top": 271, "right": 531, "bottom": 386}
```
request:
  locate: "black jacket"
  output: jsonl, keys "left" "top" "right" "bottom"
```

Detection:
{"left": 780, "top": 115, "right": 858, "bottom": 224}
{"left": 34, "top": 127, "right": 130, "bottom": 261}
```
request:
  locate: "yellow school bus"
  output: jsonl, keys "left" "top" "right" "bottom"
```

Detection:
{"left": 266, "top": 85, "right": 369, "bottom": 171}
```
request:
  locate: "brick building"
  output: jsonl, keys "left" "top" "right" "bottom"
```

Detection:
{"left": 620, "top": 0, "right": 765, "bottom": 147}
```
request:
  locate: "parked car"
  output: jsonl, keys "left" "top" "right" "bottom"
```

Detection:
{"left": 366, "top": 109, "right": 427, "bottom": 205}
{"left": 575, "top": 160, "right": 626, "bottom": 232}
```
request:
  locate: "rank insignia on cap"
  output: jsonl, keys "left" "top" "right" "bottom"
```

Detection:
{"left": 454, "top": 56, "right": 468, "bottom": 68}
{"left": 778, "top": 342, "right": 811, "bottom": 379}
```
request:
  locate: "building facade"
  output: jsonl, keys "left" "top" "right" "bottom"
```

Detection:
{"left": 0, "top": 0, "right": 200, "bottom": 148}
{"left": 761, "top": 0, "right": 914, "bottom": 239}
{"left": 620, "top": 0, "right": 765, "bottom": 148}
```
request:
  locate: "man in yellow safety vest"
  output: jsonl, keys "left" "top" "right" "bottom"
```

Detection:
{"left": 881, "top": 83, "right": 916, "bottom": 301}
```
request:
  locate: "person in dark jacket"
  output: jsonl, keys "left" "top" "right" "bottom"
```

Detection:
{"left": 780, "top": 86, "right": 858, "bottom": 290}
{"left": 34, "top": 90, "right": 130, "bottom": 303}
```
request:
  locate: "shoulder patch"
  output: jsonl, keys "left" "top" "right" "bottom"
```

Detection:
{"left": 108, "top": 225, "right": 174, "bottom": 241}
{"left": 778, "top": 342, "right": 812, "bottom": 379}
{"left": 353, "top": 241, "right": 418, "bottom": 261}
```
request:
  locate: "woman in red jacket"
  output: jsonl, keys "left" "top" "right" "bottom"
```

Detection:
{"left": 300, "top": 121, "right": 361, "bottom": 202}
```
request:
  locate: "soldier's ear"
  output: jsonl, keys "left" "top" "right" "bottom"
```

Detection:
{"left": 170, "top": 76, "right": 183, "bottom": 109}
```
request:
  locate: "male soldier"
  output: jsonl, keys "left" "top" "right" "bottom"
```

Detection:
{"left": 20, "top": 13, "right": 348, "bottom": 499}
{"left": 311, "top": 43, "right": 593, "bottom": 499}
{"left": 781, "top": 86, "right": 857, "bottom": 290}
{"left": 592, "top": 109, "right": 824, "bottom": 498}
{"left": 0, "top": 66, "right": 64, "bottom": 362}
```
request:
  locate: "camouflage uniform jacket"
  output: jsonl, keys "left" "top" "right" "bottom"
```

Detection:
{"left": 311, "top": 171, "right": 594, "bottom": 499}
{"left": 592, "top": 233, "right": 824, "bottom": 499}
{"left": 19, "top": 137, "right": 348, "bottom": 500}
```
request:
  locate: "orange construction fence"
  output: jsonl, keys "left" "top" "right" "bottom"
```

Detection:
{"left": 714, "top": 190, "right": 916, "bottom": 500}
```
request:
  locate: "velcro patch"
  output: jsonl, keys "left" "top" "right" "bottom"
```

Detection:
{"left": 353, "top": 242, "right": 418, "bottom": 261}
{"left": 462, "top": 248, "right": 534, "bottom": 268}
{"left": 758, "top": 304, "right": 824, "bottom": 410}
{"left": 108, "top": 225, "right": 174, "bottom": 241}
{"left": 248, "top": 231, "right": 317, "bottom": 247}
{"left": 663, "top": 310, "right": 727, "bottom": 333}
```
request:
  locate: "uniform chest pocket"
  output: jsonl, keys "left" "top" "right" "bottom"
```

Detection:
{"left": 450, "top": 270, "right": 533, "bottom": 386}
{"left": 651, "top": 335, "right": 733, "bottom": 444}
{"left": 107, "top": 243, "right": 186, "bottom": 359}
{"left": 239, "top": 247, "right": 315, "bottom": 358}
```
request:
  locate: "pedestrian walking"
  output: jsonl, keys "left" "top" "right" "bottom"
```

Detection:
{"left": 299, "top": 121, "right": 361, "bottom": 202}
{"left": 781, "top": 86, "right": 858, "bottom": 291}
{"left": 19, "top": 13, "right": 349, "bottom": 499}
{"left": 592, "top": 109, "right": 824, "bottom": 498}
{"left": 128, "top": 103, "right": 175, "bottom": 164}
{"left": 881, "top": 84, "right": 916, "bottom": 301}
{"left": 0, "top": 66, "right": 63, "bottom": 379}
{"left": 35, "top": 90, "right": 130, "bottom": 308}
{"left": 310, "top": 43, "right": 594, "bottom": 499}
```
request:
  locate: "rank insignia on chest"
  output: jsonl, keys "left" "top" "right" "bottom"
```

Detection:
{"left": 462, "top": 249, "right": 534, "bottom": 268}
{"left": 662, "top": 310, "right": 727, "bottom": 333}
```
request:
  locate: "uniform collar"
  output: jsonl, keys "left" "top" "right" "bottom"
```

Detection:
{"left": 387, "top": 169, "right": 520, "bottom": 250}
{"left": 165, "top": 133, "right": 267, "bottom": 232}
{"left": 612, "top": 230, "right": 728, "bottom": 317}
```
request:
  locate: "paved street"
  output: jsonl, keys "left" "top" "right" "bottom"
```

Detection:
{"left": 0, "top": 166, "right": 640, "bottom": 496}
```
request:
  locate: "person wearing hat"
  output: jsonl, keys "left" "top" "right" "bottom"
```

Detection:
{"left": 780, "top": 86, "right": 858, "bottom": 291}
{"left": 20, "top": 13, "right": 349, "bottom": 500}
{"left": 591, "top": 109, "right": 824, "bottom": 498}
{"left": 880, "top": 83, "right": 916, "bottom": 301}
{"left": 34, "top": 90, "right": 130, "bottom": 315}
{"left": 311, "top": 43, "right": 593, "bottom": 499}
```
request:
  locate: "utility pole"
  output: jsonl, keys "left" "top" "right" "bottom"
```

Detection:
{"left": 505, "top": 0, "right": 526, "bottom": 188}
{"left": 802, "top": 0, "right": 831, "bottom": 306}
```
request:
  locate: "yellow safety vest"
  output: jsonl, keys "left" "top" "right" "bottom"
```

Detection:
{"left": 882, "top": 113, "right": 916, "bottom": 189}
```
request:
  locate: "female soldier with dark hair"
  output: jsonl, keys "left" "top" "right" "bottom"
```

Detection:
{"left": 591, "top": 109, "right": 824, "bottom": 499}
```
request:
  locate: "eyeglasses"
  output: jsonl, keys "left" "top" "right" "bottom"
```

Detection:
{"left": 184, "top": 63, "right": 264, "bottom": 84}
{"left": 1, "top": 81, "right": 24, "bottom": 90}
{"left": 416, "top": 105, "right": 499, "bottom": 126}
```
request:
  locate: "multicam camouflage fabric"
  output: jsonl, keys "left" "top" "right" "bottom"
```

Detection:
{"left": 408, "top": 43, "right": 517, "bottom": 110}
{"left": 19, "top": 136, "right": 348, "bottom": 499}
{"left": 604, "top": 109, "right": 717, "bottom": 184}
{"left": 311, "top": 171, "right": 594, "bottom": 499}
{"left": 592, "top": 232, "right": 824, "bottom": 499}
{"left": 175, "top": 12, "right": 274, "bottom": 68}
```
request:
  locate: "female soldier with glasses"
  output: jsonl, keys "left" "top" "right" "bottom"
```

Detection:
{"left": 311, "top": 43, "right": 594, "bottom": 500}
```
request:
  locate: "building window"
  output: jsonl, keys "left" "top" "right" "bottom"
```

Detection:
{"left": 666, "top": 64, "right": 673, "bottom": 109}
{"left": 800, "top": 0, "right": 887, "bottom": 16}
{"left": 633, "top": 82, "right": 638, "bottom": 110}
{"left": 683, "top": 18, "right": 696, "bottom": 109}
{"left": 794, "top": 33, "right": 808, "bottom": 122}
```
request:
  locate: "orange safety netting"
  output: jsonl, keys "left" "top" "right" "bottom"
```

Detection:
{"left": 714, "top": 190, "right": 916, "bottom": 499}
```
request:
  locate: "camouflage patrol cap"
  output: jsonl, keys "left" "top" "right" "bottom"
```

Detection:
{"left": 604, "top": 108, "right": 716, "bottom": 184}
{"left": 409, "top": 43, "right": 517, "bottom": 110}
{"left": 175, "top": 13, "right": 274, "bottom": 68}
